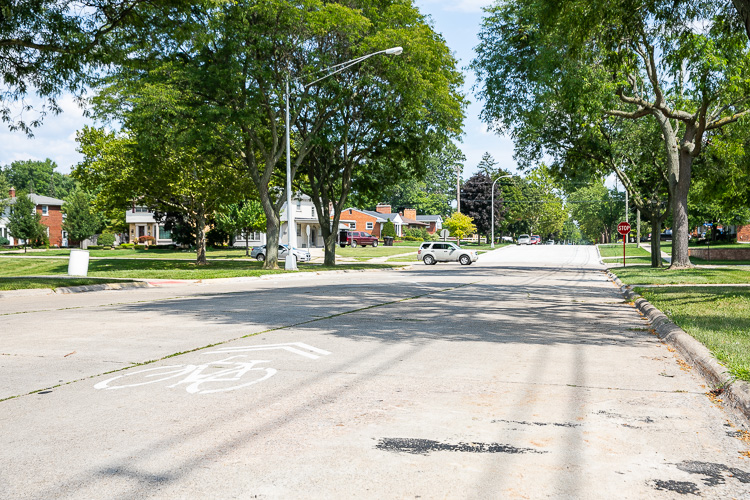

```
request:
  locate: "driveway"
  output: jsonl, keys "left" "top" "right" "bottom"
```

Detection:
{"left": 1, "top": 245, "right": 748, "bottom": 498}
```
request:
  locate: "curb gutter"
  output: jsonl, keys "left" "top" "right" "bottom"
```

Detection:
{"left": 607, "top": 270, "right": 750, "bottom": 422}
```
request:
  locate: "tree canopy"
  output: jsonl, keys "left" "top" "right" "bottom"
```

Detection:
{"left": 472, "top": 0, "right": 750, "bottom": 267}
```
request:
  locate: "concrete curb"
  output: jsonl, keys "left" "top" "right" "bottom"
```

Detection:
{"left": 0, "top": 281, "right": 153, "bottom": 298}
{"left": 55, "top": 281, "right": 153, "bottom": 294}
{"left": 607, "top": 270, "right": 750, "bottom": 422}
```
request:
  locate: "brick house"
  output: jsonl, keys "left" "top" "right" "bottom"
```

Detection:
{"left": 1, "top": 188, "right": 66, "bottom": 246}
{"left": 738, "top": 224, "right": 750, "bottom": 244}
{"left": 338, "top": 204, "right": 429, "bottom": 237}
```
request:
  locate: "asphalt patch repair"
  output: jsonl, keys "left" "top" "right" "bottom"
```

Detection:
{"left": 375, "top": 438, "right": 546, "bottom": 456}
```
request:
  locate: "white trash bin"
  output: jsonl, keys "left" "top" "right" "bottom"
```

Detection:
{"left": 68, "top": 249, "right": 90, "bottom": 276}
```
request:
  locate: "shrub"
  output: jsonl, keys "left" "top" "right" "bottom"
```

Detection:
{"left": 0, "top": 236, "right": 9, "bottom": 245}
{"left": 98, "top": 232, "right": 116, "bottom": 247}
{"left": 382, "top": 220, "right": 397, "bottom": 238}
{"left": 120, "top": 243, "right": 134, "bottom": 249}
{"left": 207, "top": 227, "right": 230, "bottom": 247}
{"left": 137, "top": 235, "right": 156, "bottom": 245}
{"left": 402, "top": 227, "right": 433, "bottom": 241}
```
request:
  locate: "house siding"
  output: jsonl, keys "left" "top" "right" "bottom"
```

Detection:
{"left": 738, "top": 224, "right": 750, "bottom": 244}
{"left": 339, "top": 209, "right": 383, "bottom": 237}
{"left": 39, "top": 205, "right": 64, "bottom": 246}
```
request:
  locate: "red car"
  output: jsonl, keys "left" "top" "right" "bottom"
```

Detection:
{"left": 530, "top": 235, "right": 541, "bottom": 245}
{"left": 339, "top": 230, "right": 379, "bottom": 248}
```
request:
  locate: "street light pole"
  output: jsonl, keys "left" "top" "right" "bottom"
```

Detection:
{"left": 491, "top": 174, "right": 511, "bottom": 249}
{"left": 283, "top": 46, "right": 403, "bottom": 271}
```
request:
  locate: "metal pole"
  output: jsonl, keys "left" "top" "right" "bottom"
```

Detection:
{"left": 284, "top": 76, "right": 297, "bottom": 271}
{"left": 636, "top": 209, "right": 641, "bottom": 248}
{"left": 491, "top": 180, "right": 495, "bottom": 249}
{"left": 490, "top": 175, "right": 510, "bottom": 249}
{"left": 456, "top": 165, "right": 461, "bottom": 213}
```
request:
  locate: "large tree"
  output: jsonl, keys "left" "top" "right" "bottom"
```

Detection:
{"left": 216, "top": 201, "right": 267, "bottom": 257}
{"left": 62, "top": 188, "right": 102, "bottom": 248}
{"left": 473, "top": 0, "right": 750, "bottom": 268}
{"left": 1, "top": 159, "right": 75, "bottom": 198}
{"left": 361, "top": 142, "right": 465, "bottom": 218}
{"left": 460, "top": 172, "right": 506, "bottom": 242}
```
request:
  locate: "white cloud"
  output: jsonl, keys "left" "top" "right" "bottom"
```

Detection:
{"left": 0, "top": 93, "right": 93, "bottom": 173}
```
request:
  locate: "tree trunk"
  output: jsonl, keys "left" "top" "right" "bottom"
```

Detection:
{"left": 670, "top": 135, "right": 695, "bottom": 268}
{"left": 650, "top": 216, "right": 663, "bottom": 268}
{"left": 195, "top": 207, "right": 207, "bottom": 265}
{"left": 244, "top": 229, "right": 249, "bottom": 257}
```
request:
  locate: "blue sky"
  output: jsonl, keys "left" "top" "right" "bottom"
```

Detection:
{"left": 1, "top": 0, "right": 516, "bottom": 179}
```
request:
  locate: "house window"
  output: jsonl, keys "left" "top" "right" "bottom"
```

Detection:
{"left": 297, "top": 224, "right": 302, "bottom": 237}
{"left": 296, "top": 200, "right": 302, "bottom": 211}
{"left": 349, "top": 222, "right": 356, "bottom": 229}
{"left": 42, "top": 205, "right": 49, "bottom": 216}
{"left": 134, "top": 206, "right": 149, "bottom": 213}
{"left": 159, "top": 225, "right": 171, "bottom": 240}
{"left": 366, "top": 222, "right": 374, "bottom": 230}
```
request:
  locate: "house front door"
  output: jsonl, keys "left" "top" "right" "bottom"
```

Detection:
{"left": 138, "top": 226, "right": 146, "bottom": 238}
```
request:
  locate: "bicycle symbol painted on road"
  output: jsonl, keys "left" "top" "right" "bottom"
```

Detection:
{"left": 94, "top": 342, "right": 330, "bottom": 395}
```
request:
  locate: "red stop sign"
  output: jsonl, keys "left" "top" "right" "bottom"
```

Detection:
{"left": 617, "top": 221, "right": 631, "bottom": 235}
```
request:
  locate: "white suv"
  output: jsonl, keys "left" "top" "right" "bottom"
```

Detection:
{"left": 418, "top": 242, "right": 478, "bottom": 265}
{"left": 517, "top": 234, "right": 531, "bottom": 245}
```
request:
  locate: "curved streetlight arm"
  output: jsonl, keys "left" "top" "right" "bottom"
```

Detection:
{"left": 304, "top": 47, "right": 403, "bottom": 88}
{"left": 491, "top": 174, "right": 512, "bottom": 249}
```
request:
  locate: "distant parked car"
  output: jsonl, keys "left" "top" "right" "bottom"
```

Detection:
{"left": 339, "top": 230, "right": 379, "bottom": 248}
{"left": 545, "top": 240, "right": 555, "bottom": 245}
{"left": 517, "top": 234, "right": 531, "bottom": 245}
{"left": 418, "top": 242, "right": 478, "bottom": 265}
{"left": 501, "top": 236, "right": 514, "bottom": 243}
{"left": 251, "top": 244, "right": 311, "bottom": 263}
{"left": 530, "top": 235, "right": 541, "bottom": 245}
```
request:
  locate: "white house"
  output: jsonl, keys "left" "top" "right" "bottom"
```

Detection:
{"left": 125, "top": 206, "right": 174, "bottom": 244}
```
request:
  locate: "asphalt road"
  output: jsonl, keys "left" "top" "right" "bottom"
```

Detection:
{"left": 1, "top": 245, "right": 749, "bottom": 498}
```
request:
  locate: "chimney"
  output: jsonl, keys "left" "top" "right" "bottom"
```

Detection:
{"left": 9, "top": 187, "right": 15, "bottom": 198}
{"left": 403, "top": 208, "right": 417, "bottom": 220}
{"left": 376, "top": 204, "right": 391, "bottom": 214}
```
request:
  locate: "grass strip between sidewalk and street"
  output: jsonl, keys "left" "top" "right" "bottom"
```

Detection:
{"left": 634, "top": 286, "right": 750, "bottom": 381}
{"left": 610, "top": 265, "right": 750, "bottom": 285}
{"left": 0, "top": 257, "right": 397, "bottom": 281}
{"left": 598, "top": 243, "right": 651, "bottom": 258}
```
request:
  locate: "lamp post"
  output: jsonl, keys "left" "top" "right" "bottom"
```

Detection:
{"left": 491, "top": 174, "right": 511, "bottom": 249}
{"left": 283, "top": 46, "right": 403, "bottom": 270}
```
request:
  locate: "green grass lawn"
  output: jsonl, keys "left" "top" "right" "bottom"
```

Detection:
{"left": 0, "top": 257, "right": 395, "bottom": 280}
{"left": 598, "top": 243, "right": 651, "bottom": 258}
{"left": 603, "top": 257, "right": 656, "bottom": 266}
{"left": 0, "top": 247, "right": 257, "bottom": 260}
{"left": 336, "top": 246, "right": 420, "bottom": 258}
{"left": 387, "top": 253, "right": 419, "bottom": 262}
{"left": 610, "top": 265, "right": 750, "bottom": 285}
{"left": 636, "top": 286, "right": 750, "bottom": 381}
{"left": 0, "top": 277, "right": 136, "bottom": 291}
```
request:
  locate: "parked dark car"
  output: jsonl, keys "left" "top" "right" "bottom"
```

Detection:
{"left": 339, "top": 230, "right": 379, "bottom": 248}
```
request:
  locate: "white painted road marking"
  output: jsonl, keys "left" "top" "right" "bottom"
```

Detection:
{"left": 205, "top": 342, "right": 332, "bottom": 359}
{"left": 94, "top": 343, "right": 331, "bottom": 394}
